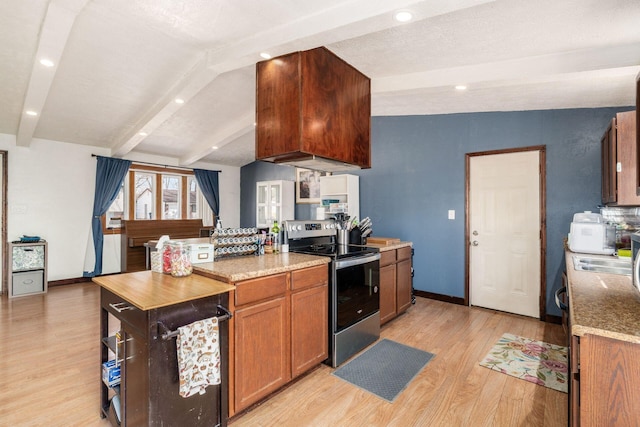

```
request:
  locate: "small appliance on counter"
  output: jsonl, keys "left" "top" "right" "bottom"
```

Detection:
{"left": 568, "top": 211, "right": 616, "bottom": 255}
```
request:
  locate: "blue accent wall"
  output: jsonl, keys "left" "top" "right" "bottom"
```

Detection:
{"left": 241, "top": 107, "right": 634, "bottom": 316}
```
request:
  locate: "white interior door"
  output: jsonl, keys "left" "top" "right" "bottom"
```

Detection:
{"left": 469, "top": 150, "right": 541, "bottom": 317}
{"left": 0, "top": 152, "right": 4, "bottom": 294}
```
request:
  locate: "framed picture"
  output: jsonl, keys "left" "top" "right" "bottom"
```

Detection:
{"left": 296, "top": 168, "right": 331, "bottom": 204}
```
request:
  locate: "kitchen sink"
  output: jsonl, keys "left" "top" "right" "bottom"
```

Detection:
{"left": 572, "top": 255, "right": 632, "bottom": 276}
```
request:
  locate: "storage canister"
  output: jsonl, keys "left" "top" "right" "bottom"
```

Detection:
{"left": 170, "top": 242, "right": 193, "bottom": 277}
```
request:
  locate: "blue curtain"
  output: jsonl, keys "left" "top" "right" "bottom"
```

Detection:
{"left": 194, "top": 168, "right": 220, "bottom": 217}
{"left": 83, "top": 156, "right": 131, "bottom": 277}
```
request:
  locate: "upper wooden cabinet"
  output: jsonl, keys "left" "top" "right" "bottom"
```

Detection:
{"left": 255, "top": 47, "right": 371, "bottom": 170}
{"left": 601, "top": 110, "right": 638, "bottom": 206}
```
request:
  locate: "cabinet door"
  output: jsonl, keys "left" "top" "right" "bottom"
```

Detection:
{"left": 235, "top": 297, "right": 289, "bottom": 411}
{"left": 291, "top": 285, "right": 328, "bottom": 377}
{"left": 379, "top": 264, "right": 397, "bottom": 325}
{"left": 581, "top": 334, "right": 640, "bottom": 426}
{"left": 396, "top": 258, "right": 412, "bottom": 314}
{"left": 614, "top": 111, "right": 639, "bottom": 205}
{"left": 256, "top": 182, "right": 269, "bottom": 228}
{"left": 601, "top": 119, "right": 617, "bottom": 204}
{"left": 121, "top": 327, "right": 149, "bottom": 426}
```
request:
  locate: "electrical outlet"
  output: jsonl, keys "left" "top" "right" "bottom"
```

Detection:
{"left": 448, "top": 210, "right": 455, "bottom": 220}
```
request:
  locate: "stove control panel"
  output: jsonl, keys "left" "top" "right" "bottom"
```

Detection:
{"left": 285, "top": 220, "right": 336, "bottom": 239}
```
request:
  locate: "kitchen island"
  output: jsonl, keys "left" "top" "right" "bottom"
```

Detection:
{"left": 564, "top": 251, "right": 640, "bottom": 426}
{"left": 93, "top": 271, "right": 235, "bottom": 426}
{"left": 193, "top": 252, "right": 331, "bottom": 416}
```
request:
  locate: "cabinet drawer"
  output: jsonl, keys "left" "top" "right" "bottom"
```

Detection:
{"left": 291, "top": 265, "right": 328, "bottom": 291}
{"left": 235, "top": 273, "right": 288, "bottom": 306}
{"left": 12, "top": 270, "right": 44, "bottom": 295}
{"left": 379, "top": 250, "right": 396, "bottom": 267}
{"left": 101, "top": 288, "right": 147, "bottom": 336}
{"left": 12, "top": 245, "right": 45, "bottom": 271}
{"left": 397, "top": 246, "right": 412, "bottom": 261}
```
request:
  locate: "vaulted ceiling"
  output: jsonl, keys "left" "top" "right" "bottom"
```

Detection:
{"left": 2, "top": 0, "right": 639, "bottom": 167}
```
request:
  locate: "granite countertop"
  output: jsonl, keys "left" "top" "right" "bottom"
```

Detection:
{"left": 193, "top": 252, "right": 331, "bottom": 283}
{"left": 366, "top": 241, "right": 412, "bottom": 252}
{"left": 565, "top": 251, "right": 640, "bottom": 343}
{"left": 93, "top": 270, "right": 235, "bottom": 311}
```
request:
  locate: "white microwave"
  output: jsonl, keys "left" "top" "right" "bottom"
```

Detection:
{"left": 630, "top": 232, "right": 640, "bottom": 292}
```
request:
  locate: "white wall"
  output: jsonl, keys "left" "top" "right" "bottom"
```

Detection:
{"left": 0, "top": 134, "right": 240, "bottom": 282}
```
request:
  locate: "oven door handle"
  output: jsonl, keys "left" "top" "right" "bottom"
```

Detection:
{"left": 334, "top": 253, "right": 381, "bottom": 269}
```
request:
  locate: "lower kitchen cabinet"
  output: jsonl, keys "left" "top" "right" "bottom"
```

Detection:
{"left": 379, "top": 253, "right": 397, "bottom": 324}
{"left": 291, "top": 266, "right": 328, "bottom": 378}
{"left": 234, "top": 296, "right": 289, "bottom": 411}
{"left": 396, "top": 247, "right": 413, "bottom": 314}
{"left": 232, "top": 265, "right": 328, "bottom": 414}
{"left": 572, "top": 334, "right": 640, "bottom": 426}
{"left": 379, "top": 245, "right": 413, "bottom": 325}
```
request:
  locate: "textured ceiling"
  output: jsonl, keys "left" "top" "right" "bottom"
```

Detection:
{"left": 1, "top": 0, "right": 639, "bottom": 167}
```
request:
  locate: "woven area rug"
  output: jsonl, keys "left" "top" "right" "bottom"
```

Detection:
{"left": 332, "top": 339, "right": 435, "bottom": 402}
{"left": 479, "top": 333, "right": 568, "bottom": 393}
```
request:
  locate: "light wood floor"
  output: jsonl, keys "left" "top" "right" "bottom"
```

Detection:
{"left": 0, "top": 283, "right": 567, "bottom": 427}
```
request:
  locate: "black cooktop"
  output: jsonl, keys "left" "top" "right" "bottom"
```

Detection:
{"left": 290, "top": 243, "right": 379, "bottom": 259}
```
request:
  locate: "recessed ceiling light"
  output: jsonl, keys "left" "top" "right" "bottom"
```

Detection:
{"left": 394, "top": 10, "right": 413, "bottom": 22}
{"left": 25, "top": 110, "right": 38, "bottom": 116}
{"left": 174, "top": 98, "right": 185, "bottom": 104}
{"left": 212, "top": 146, "right": 219, "bottom": 150}
{"left": 260, "top": 52, "right": 272, "bottom": 60}
{"left": 139, "top": 132, "right": 148, "bottom": 136}
{"left": 455, "top": 85, "right": 467, "bottom": 90}
{"left": 39, "top": 58, "right": 54, "bottom": 67}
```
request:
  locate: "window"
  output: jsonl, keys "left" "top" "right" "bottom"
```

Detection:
{"left": 134, "top": 171, "right": 155, "bottom": 220}
{"left": 187, "top": 176, "right": 201, "bottom": 219}
{"left": 161, "top": 175, "right": 181, "bottom": 219}
{"left": 103, "top": 182, "right": 125, "bottom": 230}
{"left": 101, "top": 163, "right": 208, "bottom": 233}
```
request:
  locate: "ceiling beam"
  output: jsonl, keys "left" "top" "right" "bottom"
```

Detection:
{"left": 110, "top": 52, "right": 219, "bottom": 157}
{"left": 16, "top": 0, "right": 89, "bottom": 147}
{"left": 372, "top": 42, "right": 640, "bottom": 94}
{"left": 179, "top": 113, "right": 254, "bottom": 166}
{"left": 111, "top": 0, "right": 493, "bottom": 160}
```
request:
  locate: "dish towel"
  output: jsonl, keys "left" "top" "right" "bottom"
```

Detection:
{"left": 176, "top": 317, "right": 221, "bottom": 398}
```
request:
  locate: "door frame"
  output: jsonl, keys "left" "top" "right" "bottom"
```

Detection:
{"left": 1, "top": 151, "right": 6, "bottom": 294}
{"left": 464, "top": 145, "right": 547, "bottom": 319}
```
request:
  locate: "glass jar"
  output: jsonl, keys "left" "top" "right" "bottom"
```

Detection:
{"left": 170, "top": 242, "right": 193, "bottom": 277}
{"left": 162, "top": 241, "right": 175, "bottom": 274}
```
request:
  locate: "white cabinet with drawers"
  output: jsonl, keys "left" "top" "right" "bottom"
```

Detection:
{"left": 8, "top": 241, "right": 48, "bottom": 298}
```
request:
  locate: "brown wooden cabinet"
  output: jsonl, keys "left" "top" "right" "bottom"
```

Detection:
{"left": 232, "top": 265, "right": 328, "bottom": 414}
{"left": 291, "top": 266, "right": 328, "bottom": 378}
{"left": 379, "top": 246, "right": 413, "bottom": 325}
{"left": 379, "top": 250, "right": 397, "bottom": 325}
{"left": 601, "top": 110, "right": 638, "bottom": 205}
{"left": 571, "top": 334, "right": 640, "bottom": 426}
{"left": 256, "top": 47, "right": 371, "bottom": 169}
{"left": 396, "top": 247, "right": 413, "bottom": 314}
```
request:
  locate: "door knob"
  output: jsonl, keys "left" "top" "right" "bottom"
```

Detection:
{"left": 472, "top": 230, "right": 478, "bottom": 236}
{"left": 472, "top": 241, "right": 479, "bottom": 246}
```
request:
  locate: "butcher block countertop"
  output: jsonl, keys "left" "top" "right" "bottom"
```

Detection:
{"left": 92, "top": 270, "right": 235, "bottom": 311}
{"left": 366, "top": 241, "right": 412, "bottom": 252}
{"left": 565, "top": 251, "right": 640, "bottom": 344}
{"left": 193, "top": 252, "right": 331, "bottom": 283}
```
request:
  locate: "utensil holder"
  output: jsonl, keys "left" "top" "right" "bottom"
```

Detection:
{"left": 349, "top": 228, "right": 363, "bottom": 245}
{"left": 337, "top": 230, "right": 349, "bottom": 245}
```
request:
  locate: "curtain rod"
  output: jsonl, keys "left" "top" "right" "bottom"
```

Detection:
{"left": 91, "top": 154, "right": 221, "bottom": 173}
